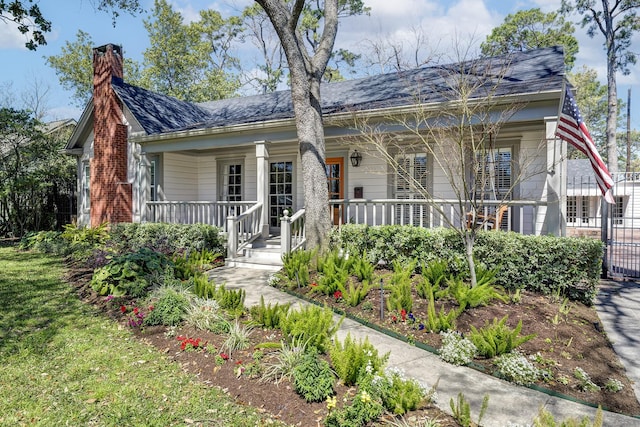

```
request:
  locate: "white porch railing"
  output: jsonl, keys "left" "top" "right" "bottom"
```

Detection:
{"left": 281, "top": 209, "right": 306, "bottom": 255}
{"left": 329, "top": 199, "right": 548, "bottom": 235}
{"left": 146, "top": 201, "right": 257, "bottom": 232}
{"left": 226, "top": 203, "right": 263, "bottom": 258}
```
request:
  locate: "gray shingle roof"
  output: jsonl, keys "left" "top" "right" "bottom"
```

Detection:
{"left": 116, "top": 46, "right": 565, "bottom": 136}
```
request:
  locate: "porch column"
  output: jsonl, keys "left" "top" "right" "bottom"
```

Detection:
{"left": 544, "top": 117, "right": 565, "bottom": 237}
{"left": 139, "top": 152, "right": 150, "bottom": 222}
{"left": 255, "top": 140, "right": 271, "bottom": 238}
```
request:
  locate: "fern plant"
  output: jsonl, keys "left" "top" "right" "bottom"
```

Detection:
{"left": 329, "top": 333, "right": 389, "bottom": 386}
{"left": 444, "top": 275, "right": 507, "bottom": 313}
{"left": 469, "top": 315, "right": 536, "bottom": 358}
{"left": 350, "top": 254, "right": 374, "bottom": 282}
{"left": 386, "top": 260, "right": 415, "bottom": 313}
{"left": 214, "top": 284, "right": 246, "bottom": 314}
{"left": 281, "top": 249, "right": 314, "bottom": 287}
{"left": 338, "top": 279, "right": 371, "bottom": 307}
{"left": 449, "top": 393, "right": 489, "bottom": 427}
{"left": 249, "top": 295, "right": 290, "bottom": 329}
{"left": 279, "top": 304, "right": 343, "bottom": 354}
{"left": 424, "top": 289, "right": 457, "bottom": 333}
{"left": 192, "top": 272, "right": 216, "bottom": 299}
{"left": 314, "top": 261, "right": 349, "bottom": 296}
{"left": 417, "top": 259, "right": 448, "bottom": 299}
{"left": 317, "top": 249, "right": 352, "bottom": 275}
{"left": 292, "top": 350, "right": 335, "bottom": 402}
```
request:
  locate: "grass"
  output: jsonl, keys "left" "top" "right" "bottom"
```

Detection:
{"left": 0, "top": 247, "right": 284, "bottom": 426}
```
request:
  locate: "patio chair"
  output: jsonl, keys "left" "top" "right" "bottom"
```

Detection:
{"left": 466, "top": 205, "right": 508, "bottom": 230}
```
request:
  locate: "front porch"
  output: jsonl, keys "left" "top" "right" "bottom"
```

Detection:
{"left": 144, "top": 198, "right": 554, "bottom": 269}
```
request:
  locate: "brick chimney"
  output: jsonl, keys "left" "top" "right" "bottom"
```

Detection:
{"left": 90, "top": 43, "right": 132, "bottom": 227}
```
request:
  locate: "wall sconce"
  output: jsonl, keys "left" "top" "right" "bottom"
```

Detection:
{"left": 350, "top": 150, "right": 362, "bottom": 167}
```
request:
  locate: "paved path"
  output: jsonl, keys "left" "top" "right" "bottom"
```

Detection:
{"left": 596, "top": 280, "right": 640, "bottom": 402}
{"left": 209, "top": 266, "right": 640, "bottom": 427}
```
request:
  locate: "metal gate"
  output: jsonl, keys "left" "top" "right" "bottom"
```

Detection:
{"left": 606, "top": 172, "right": 640, "bottom": 279}
{"left": 566, "top": 161, "right": 640, "bottom": 279}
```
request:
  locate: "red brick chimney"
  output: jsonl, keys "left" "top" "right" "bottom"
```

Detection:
{"left": 90, "top": 43, "right": 132, "bottom": 227}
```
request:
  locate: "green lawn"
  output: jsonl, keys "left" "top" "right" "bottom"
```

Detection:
{"left": 0, "top": 246, "right": 282, "bottom": 426}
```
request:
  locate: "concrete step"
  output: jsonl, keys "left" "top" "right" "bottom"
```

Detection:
{"left": 225, "top": 256, "right": 282, "bottom": 271}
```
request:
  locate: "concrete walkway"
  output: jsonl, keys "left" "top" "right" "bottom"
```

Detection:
{"left": 209, "top": 266, "right": 640, "bottom": 427}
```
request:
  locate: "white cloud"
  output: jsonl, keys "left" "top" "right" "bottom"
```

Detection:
{"left": 0, "top": 18, "right": 30, "bottom": 50}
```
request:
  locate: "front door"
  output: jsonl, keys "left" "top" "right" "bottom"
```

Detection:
{"left": 269, "top": 160, "right": 293, "bottom": 232}
{"left": 326, "top": 157, "right": 344, "bottom": 225}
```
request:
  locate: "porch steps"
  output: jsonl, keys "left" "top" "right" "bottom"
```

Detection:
{"left": 225, "top": 237, "right": 283, "bottom": 271}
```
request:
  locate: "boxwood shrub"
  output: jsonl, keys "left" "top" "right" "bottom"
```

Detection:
{"left": 330, "top": 225, "right": 603, "bottom": 305}
{"left": 109, "top": 222, "right": 224, "bottom": 255}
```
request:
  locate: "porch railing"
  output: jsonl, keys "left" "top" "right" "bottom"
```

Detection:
{"left": 146, "top": 201, "right": 257, "bottom": 232}
{"left": 329, "top": 199, "right": 548, "bottom": 235}
{"left": 226, "top": 203, "right": 263, "bottom": 258}
{"left": 281, "top": 209, "right": 306, "bottom": 255}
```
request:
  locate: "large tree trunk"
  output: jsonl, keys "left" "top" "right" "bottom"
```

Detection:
{"left": 254, "top": 0, "right": 336, "bottom": 250}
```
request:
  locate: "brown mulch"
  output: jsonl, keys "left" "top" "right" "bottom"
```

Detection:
{"left": 65, "top": 264, "right": 640, "bottom": 426}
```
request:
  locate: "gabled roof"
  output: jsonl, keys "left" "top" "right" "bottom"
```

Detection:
{"left": 73, "top": 46, "right": 566, "bottom": 142}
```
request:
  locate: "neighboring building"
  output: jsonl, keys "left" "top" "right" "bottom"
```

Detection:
{"left": 65, "top": 44, "right": 568, "bottom": 251}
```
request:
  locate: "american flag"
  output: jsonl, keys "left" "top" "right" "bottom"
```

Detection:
{"left": 555, "top": 86, "right": 615, "bottom": 204}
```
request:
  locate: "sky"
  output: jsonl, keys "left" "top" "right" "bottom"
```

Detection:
{"left": 1, "top": 0, "right": 639, "bottom": 129}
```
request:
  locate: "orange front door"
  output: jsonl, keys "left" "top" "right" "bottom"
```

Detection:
{"left": 326, "top": 157, "right": 344, "bottom": 225}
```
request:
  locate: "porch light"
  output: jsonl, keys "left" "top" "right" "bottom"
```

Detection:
{"left": 350, "top": 150, "right": 362, "bottom": 167}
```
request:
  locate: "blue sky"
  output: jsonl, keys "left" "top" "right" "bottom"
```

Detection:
{"left": 1, "top": 0, "right": 639, "bottom": 130}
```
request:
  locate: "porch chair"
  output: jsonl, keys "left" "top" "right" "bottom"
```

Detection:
{"left": 466, "top": 205, "right": 508, "bottom": 230}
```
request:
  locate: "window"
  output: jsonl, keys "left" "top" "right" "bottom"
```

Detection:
{"left": 394, "top": 153, "right": 429, "bottom": 226}
{"left": 476, "top": 147, "right": 512, "bottom": 200}
{"left": 613, "top": 196, "right": 624, "bottom": 225}
{"left": 220, "top": 163, "right": 243, "bottom": 202}
{"left": 82, "top": 162, "right": 90, "bottom": 211}
{"left": 567, "top": 196, "right": 577, "bottom": 223}
{"left": 150, "top": 159, "right": 157, "bottom": 201}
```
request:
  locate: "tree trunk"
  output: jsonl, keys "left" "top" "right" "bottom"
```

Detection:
{"left": 254, "top": 0, "right": 336, "bottom": 250}
{"left": 464, "top": 231, "right": 477, "bottom": 288}
{"left": 604, "top": 3, "right": 618, "bottom": 174}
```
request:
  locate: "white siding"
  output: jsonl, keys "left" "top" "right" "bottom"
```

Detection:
{"left": 163, "top": 153, "right": 199, "bottom": 200}
{"left": 197, "top": 155, "right": 217, "bottom": 201}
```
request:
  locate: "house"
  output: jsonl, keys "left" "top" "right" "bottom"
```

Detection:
{"left": 65, "top": 44, "right": 569, "bottom": 263}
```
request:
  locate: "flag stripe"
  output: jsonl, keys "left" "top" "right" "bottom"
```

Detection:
{"left": 555, "top": 86, "right": 615, "bottom": 204}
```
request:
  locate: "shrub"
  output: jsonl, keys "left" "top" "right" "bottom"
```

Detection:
{"left": 324, "top": 391, "right": 384, "bottom": 427}
{"left": 292, "top": 351, "right": 335, "bottom": 402}
{"left": 144, "top": 287, "right": 191, "bottom": 326}
{"left": 495, "top": 351, "right": 540, "bottom": 385}
{"left": 329, "top": 333, "right": 389, "bottom": 386}
{"left": 109, "top": 223, "right": 224, "bottom": 255}
{"left": 439, "top": 331, "right": 477, "bottom": 366}
{"left": 249, "top": 295, "right": 290, "bottom": 329}
{"left": 371, "top": 367, "right": 429, "bottom": 415}
{"left": 331, "top": 225, "right": 603, "bottom": 305}
{"left": 90, "top": 248, "right": 171, "bottom": 297}
{"left": 314, "top": 258, "right": 350, "bottom": 296}
{"left": 469, "top": 316, "right": 536, "bottom": 358}
{"left": 279, "top": 305, "right": 342, "bottom": 354}
{"left": 192, "top": 272, "right": 217, "bottom": 299}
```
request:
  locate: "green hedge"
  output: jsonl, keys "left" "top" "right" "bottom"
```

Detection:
{"left": 109, "top": 223, "right": 225, "bottom": 255}
{"left": 330, "top": 225, "right": 603, "bottom": 305}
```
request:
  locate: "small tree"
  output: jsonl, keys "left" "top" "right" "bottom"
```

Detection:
{"left": 346, "top": 47, "right": 547, "bottom": 287}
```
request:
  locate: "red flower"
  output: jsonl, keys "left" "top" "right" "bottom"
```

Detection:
{"left": 120, "top": 305, "right": 127, "bottom": 313}
{"left": 220, "top": 353, "right": 229, "bottom": 360}
{"left": 310, "top": 282, "right": 318, "bottom": 287}
{"left": 133, "top": 307, "right": 139, "bottom": 315}
{"left": 391, "top": 315, "right": 397, "bottom": 323}
{"left": 401, "top": 309, "right": 407, "bottom": 322}
{"left": 334, "top": 290, "right": 343, "bottom": 300}
{"left": 148, "top": 305, "right": 154, "bottom": 311}
{"left": 235, "top": 360, "right": 243, "bottom": 365}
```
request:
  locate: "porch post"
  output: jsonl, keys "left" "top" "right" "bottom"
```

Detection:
{"left": 255, "top": 140, "right": 270, "bottom": 238}
{"left": 138, "top": 151, "right": 150, "bottom": 222}
{"left": 544, "top": 117, "right": 565, "bottom": 237}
